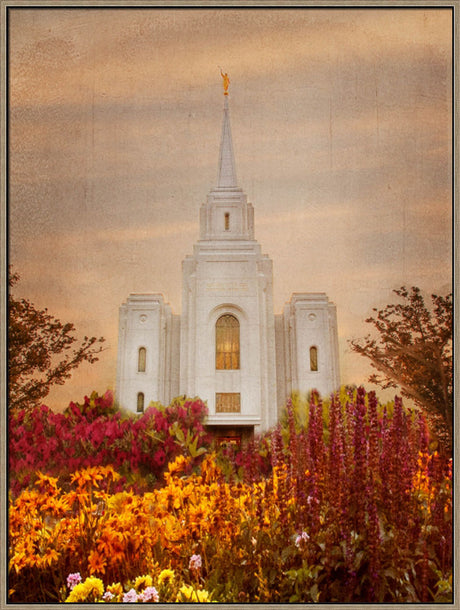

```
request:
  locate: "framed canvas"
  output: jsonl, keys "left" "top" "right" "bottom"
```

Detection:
{"left": 1, "top": 2, "right": 457, "bottom": 606}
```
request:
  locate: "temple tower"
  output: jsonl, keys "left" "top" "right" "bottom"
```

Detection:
{"left": 180, "top": 78, "right": 278, "bottom": 437}
{"left": 116, "top": 74, "right": 340, "bottom": 436}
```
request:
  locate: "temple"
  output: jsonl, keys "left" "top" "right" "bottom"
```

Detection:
{"left": 116, "top": 77, "right": 340, "bottom": 439}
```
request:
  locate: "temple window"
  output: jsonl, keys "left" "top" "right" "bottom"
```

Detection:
{"left": 216, "top": 392, "right": 241, "bottom": 413}
{"left": 137, "top": 392, "right": 145, "bottom": 413}
{"left": 310, "top": 346, "right": 318, "bottom": 372}
{"left": 216, "top": 314, "right": 240, "bottom": 369}
{"left": 138, "top": 347, "right": 146, "bottom": 372}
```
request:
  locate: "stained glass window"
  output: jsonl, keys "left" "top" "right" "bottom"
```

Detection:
{"left": 216, "top": 314, "right": 240, "bottom": 369}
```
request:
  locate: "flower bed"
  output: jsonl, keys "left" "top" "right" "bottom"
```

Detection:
{"left": 8, "top": 388, "right": 452, "bottom": 603}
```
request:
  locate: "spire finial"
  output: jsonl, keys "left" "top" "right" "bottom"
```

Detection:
{"left": 216, "top": 70, "right": 237, "bottom": 188}
{"left": 219, "top": 68, "right": 230, "bottom": 96}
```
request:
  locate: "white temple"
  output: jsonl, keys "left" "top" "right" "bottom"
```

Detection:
{"left": 116, "top": 76, "right": 340, "bottom": 439}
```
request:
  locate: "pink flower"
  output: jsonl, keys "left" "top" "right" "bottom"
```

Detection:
{"left": 123, "top": 588, "right": 139, "bottom": 603}
{"left": 139, "top": 586, "right": 159, "bottom": 602}
{"left": 295, "top": 531, "right": 310, "bottom": 548}
{"left": 66, "top": 572, "right": 82, "bottom": 590}
{"left": 189, "top": 553, "right": 202, "bottom": 571}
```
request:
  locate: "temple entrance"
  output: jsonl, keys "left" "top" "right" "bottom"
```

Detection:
{"left": 207, "top": 425, "right": 254, "bottom": 448}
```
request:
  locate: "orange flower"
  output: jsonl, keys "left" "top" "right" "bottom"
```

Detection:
{"left": 88, "top": 549, "right": 106, "bottom": 575}
{"left": 35, "top": 472, "right": 59, "bottom": 491}
{"left": 42, "top": 547, "right": 59, "bottom": 567}
{"left": 167, "top": 455, "right": 191, "bottom": 476}
{"left": 71, "top": 466, "right": 105, "bottom": 488}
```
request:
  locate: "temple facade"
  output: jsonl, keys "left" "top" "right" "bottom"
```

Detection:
{"left": 116, "top": 80, "right": 340, "bottom": 438}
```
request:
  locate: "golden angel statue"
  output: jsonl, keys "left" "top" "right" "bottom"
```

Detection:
{"left": 220, "top": 69, "right": 230, "bottom": 95}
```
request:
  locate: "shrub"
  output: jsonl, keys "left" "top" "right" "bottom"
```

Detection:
{"left": 8, "top": 392, "right": 210, "bottom": 497}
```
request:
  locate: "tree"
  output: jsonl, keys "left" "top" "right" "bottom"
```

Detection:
{"left": 350, "top": 286, "right": 452, "bottom": 450}
{"left": 8, "top": 268, "right": 105, "bottom": 411}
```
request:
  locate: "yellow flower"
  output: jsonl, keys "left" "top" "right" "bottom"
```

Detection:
{"left": 157, "top": 568, "right": 175, "bottom": 586}
{"left": 65, "top": 576, "right": 104, "bottom": 603}
{"left": 106, "top": 582, "right": 123, "bottom": 598}
{"left": 97, "top": 465, "right": 121, "bottom": 482}
{"left": 176, "top": 584, "right": 211, "bottom": 603}
{"left": 134, "top": 574, "right": 153, "bottom": 591}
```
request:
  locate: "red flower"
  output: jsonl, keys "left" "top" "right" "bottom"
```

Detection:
{"left": 101, "top": 390, "right": 114, "bottom": 409}
{"left": 154, "top": 411, "right": 168, "bottom": 432}
{"left": 153, "top": 448, "right": 166, "bottom": 468}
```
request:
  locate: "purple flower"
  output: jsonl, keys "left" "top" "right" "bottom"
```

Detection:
{"left": 122, "top": 588, "right": 139, "bottom": 603}
{"left": 139, "top": 586, "right": 159, "bottom": 602}
{"left": 102, "top": 591, "right": 114, "bottom": 601}
{"left": 189, "top": 553, "right": 202, "bottom": 571}
{"left": 66, "top": 572, "right": 82, "bottom": 590}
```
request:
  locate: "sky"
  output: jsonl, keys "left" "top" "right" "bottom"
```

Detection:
{"left": 7, "top": 6, "right": 453, "bottom": 411}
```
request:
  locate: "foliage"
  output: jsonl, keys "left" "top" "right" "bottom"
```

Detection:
{"left": 8, "top": 392, "right": 210, "bottom": 497}
{"left": 8, "top": 268, "right": 105, "bottom": 411}
{"left": 215, "top": 433, "right": 271, "bottom": 483}
{"left": 350, "top": 287, "right": 453, "bottom": 450}
{"left": 8, "top": 387, "right": 452, "bottom": 603}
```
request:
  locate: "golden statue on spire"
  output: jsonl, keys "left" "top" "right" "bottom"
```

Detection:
{"left": 220, "top": 69, "right": 230, "bottom": 96}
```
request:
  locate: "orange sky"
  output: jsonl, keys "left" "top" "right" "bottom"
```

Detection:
{"left": 7, "top": 7, "right": 453, "bottom": 410}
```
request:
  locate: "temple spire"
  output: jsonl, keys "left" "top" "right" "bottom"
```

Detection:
{"left": 200, "top": 73, "right": 254, "bottom": 241}
{"left": 217, "top": 72, "right": 238, "bottom": 189}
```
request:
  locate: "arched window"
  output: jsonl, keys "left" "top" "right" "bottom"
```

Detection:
{"left": 216, "top": 314, "right": 240, "bottom": 369}
{"left": 137, "top": 392, "right": 145, "bottom": 413}
{"left": 224, "top": 212, "right": 230, "bottom": 231}
{"left": 310, "top": 346, "right": 318, "bottom": 372}
{"left": 138, "top": 347, "right": 146, "bottom": 372}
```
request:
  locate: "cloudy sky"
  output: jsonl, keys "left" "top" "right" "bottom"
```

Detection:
{"left": 8, "top": 6, "right": 453, "bottom": 410}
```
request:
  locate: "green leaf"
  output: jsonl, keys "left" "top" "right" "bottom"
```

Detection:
{"left": 173, "top": 426, "right": 185, "bottom": 444}
{"left": 310, "top": 583, "right": 319, "bottom": 602}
